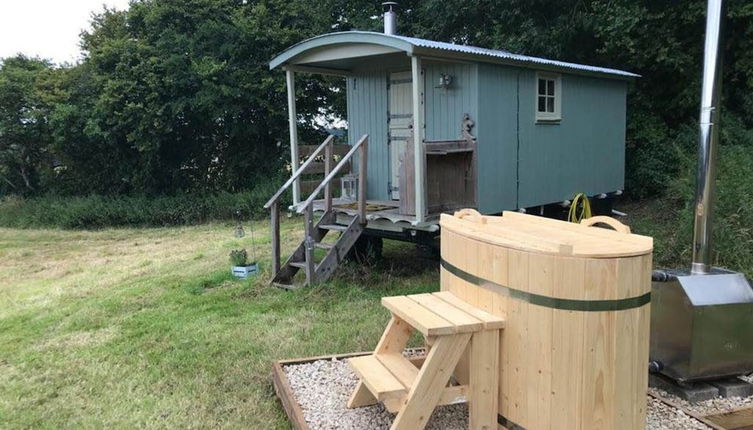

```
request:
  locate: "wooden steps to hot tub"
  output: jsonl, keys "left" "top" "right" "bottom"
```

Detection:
{"left": 347, "top": 291, "right": 505, "bottom": 430}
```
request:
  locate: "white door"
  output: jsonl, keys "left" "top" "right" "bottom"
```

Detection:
{"left": 388, "top": 71, "right": 413, "bottom": 200}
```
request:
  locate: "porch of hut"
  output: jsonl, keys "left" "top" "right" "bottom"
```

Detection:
{"left": 271, "top": 33, "right": 478, "bottom": 231}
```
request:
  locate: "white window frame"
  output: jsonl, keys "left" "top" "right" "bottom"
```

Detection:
{"left": 535, "top": 72, "right": 562, "bottom": 123}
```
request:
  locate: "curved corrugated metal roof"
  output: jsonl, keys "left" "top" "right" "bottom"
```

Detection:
{"left": 270, "top": 31, "right": 639, "bottom": 79}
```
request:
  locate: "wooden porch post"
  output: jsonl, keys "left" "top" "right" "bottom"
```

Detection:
{"left": 411, "top": 56, "right": 426, "bottom": 222}
{"left": 286, "top": 69, "right": 301, "bottom": 205}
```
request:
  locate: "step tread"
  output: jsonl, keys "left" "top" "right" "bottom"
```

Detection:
{"left": 380, "top": 296, "right": 458, "bottom": 336}
{"left": 348, "top": 355, "right": 407, "bottom": 400}
{"left": 314, "top": 242, "right": 334, "bottom": 250}
{"left": 288, "top": 261, "right": 307, "bottom": 269}
{"left": 319, "top": 224, "right": 348, "bottom": 231}
{"left": 375, "top": 353, "right": 419, "bottom": 389}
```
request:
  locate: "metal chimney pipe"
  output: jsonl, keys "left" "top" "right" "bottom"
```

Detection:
{"left": 691, "top": 0, "right": 725, "bottom": 275}
{"left": 383, "top": 2, "right": 398, "bottom": 35}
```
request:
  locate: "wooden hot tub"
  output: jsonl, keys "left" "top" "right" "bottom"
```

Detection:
{"left": 440, "top": 210, "right": 653, "bottom": 430}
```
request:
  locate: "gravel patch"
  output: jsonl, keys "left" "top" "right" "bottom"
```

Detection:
{"left": 646, "top": 395, "right": 711, "bottom": 430}
{"left": 283, "top": 358, "right": 752, "bottom": 430}
{"left": 284, "top": 357, "right": 467, "bottom": 430}
{"left": 648, "top": 386, "right": 753, "bottom": 416}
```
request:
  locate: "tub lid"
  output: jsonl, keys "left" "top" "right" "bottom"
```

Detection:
{"left": 440, "top": 210, "right": 653, "bottom": 258}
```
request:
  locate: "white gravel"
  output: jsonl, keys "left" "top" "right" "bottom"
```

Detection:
{"left": 283, "top": 358, "right": 753, "bottom": 430}
{"left": 284, "top": 357, "right": 466, "bottom": 429}
{"left": 648, "top": 386, "right": 753, "bottom": 417}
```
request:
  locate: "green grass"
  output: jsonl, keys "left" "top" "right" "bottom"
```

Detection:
{"left": 2, "top": 157, "right": 752, "bottom": 429}
{"left": 0, "top": 219, "right": 438, "bottom": 429}
{"left": 0, "top": 187, "right": 284, "bottom": 229}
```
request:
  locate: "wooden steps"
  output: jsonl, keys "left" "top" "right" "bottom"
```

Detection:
{"left": 265, "top": 134, "right": 369, "bottom": 288}
{"left": 270, "top": 211, "right": 364, "bottom": 288}
{"left": 348, "top": 292, "right": 504, "bottom": 430}
{"left": 349, "top": 355, "right": 409, "bottom": 400}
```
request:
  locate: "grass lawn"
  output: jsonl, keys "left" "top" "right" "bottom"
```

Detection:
{"left": 0, "top": 219, "right": 438, "bottom": 429}
{"left": 1, "top": 198, "right": 728, "bottom": 429}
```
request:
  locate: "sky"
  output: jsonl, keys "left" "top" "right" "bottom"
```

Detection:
{"left": 0, "top": 0, "right": 131, "bottom": 65}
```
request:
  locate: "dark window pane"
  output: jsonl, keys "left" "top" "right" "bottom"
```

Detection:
{"left": 538, "top": 79, "right": 546, "bottom": 95}
{"left": 547, "top": 97, "right": 555, "bottom": 112}
{"left": 547, "top": 80, "right": 555, "bottom": 96}
{"left": 538, "top": 96, "right": 546, "bottom": 112}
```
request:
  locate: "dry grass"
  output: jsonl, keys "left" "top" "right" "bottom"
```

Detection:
{"left": 0, "top": 218, "right": 438, "bottom": 429}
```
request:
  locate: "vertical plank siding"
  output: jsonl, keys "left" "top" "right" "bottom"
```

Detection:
{"left": 423, "top": 62, "right": 478, "bottom": 141}
{"left": 516, "top": 72, "right": 627, "bottom": 208}
{"left": 344, "top": 59, "right": 628, "bottom": 210}
{"left": 476, "top": 64, "right": 520, "bottom": 214}
{"left": 347, "top": 71, "right": 390, "bottom": 200}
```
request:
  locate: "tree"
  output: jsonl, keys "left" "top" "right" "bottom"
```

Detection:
{"left": 1, "top": 0, "right": 751, "bottom": 198}
{"left": 0, "top": 56, "right": 62, "bottom": 195}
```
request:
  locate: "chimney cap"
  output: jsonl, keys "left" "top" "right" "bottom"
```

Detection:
{"left": 382, "top": 2, "right": 398, "bottom": 35}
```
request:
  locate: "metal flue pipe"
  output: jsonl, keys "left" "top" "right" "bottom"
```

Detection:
{"left": 383, "top": 2, "right": 398, "bottom": 35}
{"left": 691, "top": 0, "right": 725, "bottom": 275}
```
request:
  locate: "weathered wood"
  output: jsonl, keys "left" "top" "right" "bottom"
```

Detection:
{"left": 271, "top": 210, "right": 333, "bottom": 285}
{"left": 324, "top": 141, "right": 333, "bottom": 212}
{"left": 648, "top": 392, "right": 726, "bottom": 430}
{"left": 303, "top": 205, "right": 315, "bottom": 285}
{"left": 299, "top": 179, "right": 342, "bottom": 196}
{"left": 299, "top": 144, "right": 351, "bottom": 157}
{"left": 298, "top": 134, "right": 367, "bottom": 214}
{"left": 271, "top": 201, "right": 280, "bottom": 275}
{"left": 358, "top": 137, "right": 368, "bottom": 224}
{"left": 272, "top": 360, "right": 310, "bottom": 430}
{"left": 705, "top": 405, "right": 753, "bottom": 429}
{"left": 286, "top": 69, "right": 300, "bottom": 205}
{"left": 273, "top": 351, "right": 372, "bottom": 430}
{"left": 264, "top": 135, "right": 334, "bottom": 209}
{"left": 312, "top": 216, "right": 363, "bottom": 284}
{"left": 298, "top": 160, "right": 351, "bottom": 175}
{"left": 426, "top": 141, "right": 476, "bottom": 213}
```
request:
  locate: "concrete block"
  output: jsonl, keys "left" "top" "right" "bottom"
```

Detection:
{"left": 649, "top": 373, "right": 719, "bottom": 403}
{"left": 710, "top": 378, "right": 753, "bottom": 398}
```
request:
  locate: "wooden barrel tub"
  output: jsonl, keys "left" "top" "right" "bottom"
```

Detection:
{"left": 440, "top": 210, "right": 653, "bottom": 430}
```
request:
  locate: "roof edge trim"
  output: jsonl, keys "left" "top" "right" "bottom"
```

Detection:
{"left": 269, "top": 32, "right": 415, "bottom": 70}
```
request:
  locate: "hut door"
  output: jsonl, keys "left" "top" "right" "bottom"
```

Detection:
{"left": 388, "top": 71, "right": 413, "bottom": 200}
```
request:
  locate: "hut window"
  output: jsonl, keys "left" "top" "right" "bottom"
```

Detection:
{"left": 535, "top": 73, "right": 561, "bottom": 122}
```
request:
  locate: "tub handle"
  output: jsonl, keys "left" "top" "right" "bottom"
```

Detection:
{"left": 580, "top": 216, "right": 631, "bottom": 234}
{"left": 454, "top": 208, "right": 487, "bottom": 224}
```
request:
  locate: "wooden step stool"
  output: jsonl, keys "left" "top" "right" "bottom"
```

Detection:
{"left": 347, "top": 291, "right": 505, "bottom": 430}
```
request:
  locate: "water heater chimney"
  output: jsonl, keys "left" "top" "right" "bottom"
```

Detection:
{"left": 691, "top": 0, "right": 725, "bottom": 275}
{"left": 383, "top": 2, "right": 398, "bottom": 35}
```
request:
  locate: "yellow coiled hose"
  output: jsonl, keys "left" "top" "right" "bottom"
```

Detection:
{"left": 568, "top": 193, "right": 592, "bottom": 223}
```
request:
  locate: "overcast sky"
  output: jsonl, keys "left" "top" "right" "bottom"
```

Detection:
{"left": 0, "top": 0, "right": 131, "bottom": 64}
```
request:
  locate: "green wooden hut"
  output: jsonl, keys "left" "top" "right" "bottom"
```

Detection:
{"left": 265, "top": 19, "right": 638, "bottom": 287}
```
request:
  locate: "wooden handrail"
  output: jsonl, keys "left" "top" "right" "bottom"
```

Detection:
{"left": 264, "top": 135, "right": 335, "bottom": 209}
{"left": 268, "top": 133, "right": 368, "bottom": 283}
{"left": 297, "top": 134, "right": 368, "bottom": 214}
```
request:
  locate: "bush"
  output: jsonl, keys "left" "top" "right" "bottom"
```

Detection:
{"left": 631, "top": 144, "right": 753, "bottom": 277}
{"left": 228, "top": 249, "right": 248, "bottom": 266}
{"left": 0, "top": 181, "right": 288, "bottom": 229}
